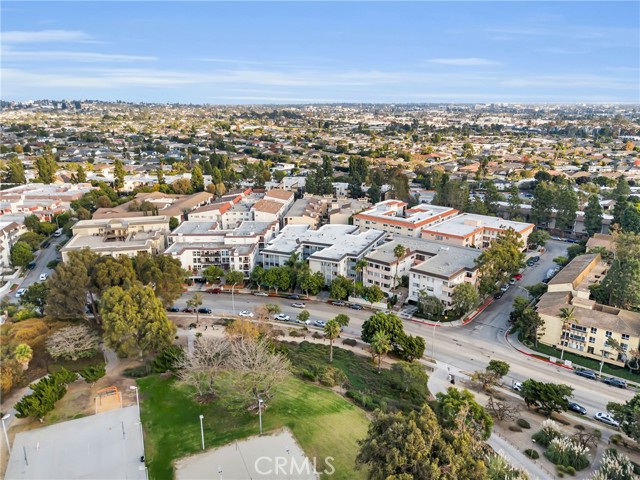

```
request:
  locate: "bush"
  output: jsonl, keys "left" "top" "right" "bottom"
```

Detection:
{"left": 517, "top": 418, "right": 531, "bottom": 429}
{"left": 555, "top": 416, "right": 571, "bottom": 426}
{"left": 319, "top": 366, "right": 348, "bottom": 388}
{"left": 79, "top": 364, "right": 106, "bottom": 383}
{"left": 545, "top": 437, "right": 590, "bottom": 471}
{"left": 289, "top": 330, "right": 305, "bottom": 338}
{"left": 574, "top": 424, "right": 585, "bottom": 431}
{"left": 151, "top": 345, "right": 184, "bottom": 373}
{"left": 123, "top": 365, "right": 152, "bottom": 378}
{"left": 312, "top": 332, "right": 323, "bottom": 339}
{"left": 509, "top": 425, "right": 522, "bottom": 432}
{"left": 525, "top": 448, "right": 540, "bottom": 459}
{"left": 533, "top": 419, "right": 563, "bottom": 447}
{"left": 610, "top": 434, "right": 622, "bottom": 445}
{"left": 342, "top": 338, "right": 357, "bottom": 347}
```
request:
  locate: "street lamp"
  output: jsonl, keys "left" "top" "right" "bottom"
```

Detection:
{"left": 218, "top": 466, "right": 223, "bottom": 480}
{"left": 599, "top": 349, "right": 608, "bottom": 377}
{"left": 199, "top": 415, "right": 205, "bottom": 450}
{"left": 2, "top": 413, "right": 11, "bottom": 455}
{"left": 258, "top": 398, "right": 264, "bottom": 434}
{"left": 130, "top": 385, "right": 140, "bottom": 417}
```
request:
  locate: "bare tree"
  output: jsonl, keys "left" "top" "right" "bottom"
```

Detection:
{"left": 176, "top": 337, "right": 230, "bottom": 402}
{"left": 485, "top": 396, "right": 518, "bottom": 422}
{"left": 46, "top": 325, "right": 100, "bottom": 361}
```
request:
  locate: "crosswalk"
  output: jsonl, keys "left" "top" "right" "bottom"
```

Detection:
{"left": 398, "top": 306, "right": 418, "bottom": 319}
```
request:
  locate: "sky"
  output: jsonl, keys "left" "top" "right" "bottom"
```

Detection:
{"left": 1, "top": 1, "right": 639, "bottom": 104}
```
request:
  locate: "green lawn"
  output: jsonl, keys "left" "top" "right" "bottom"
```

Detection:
{"left": 138, "top": 375, "right": 369, "bottom": 480}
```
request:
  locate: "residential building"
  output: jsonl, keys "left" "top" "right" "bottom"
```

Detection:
{"left": 61, "top": 216, "right": 169, "bottom": 261}
{"left": 420, "top": 213, "right": 534, "bottom": 249}
{"left": 283, "top": 197, "right": 323, "bottom": 229}
{"left": 0, "top": 221, "right": 27, "bottom": 269}
{"left": 353, "top": 200, "right": 458, "bottom": 237}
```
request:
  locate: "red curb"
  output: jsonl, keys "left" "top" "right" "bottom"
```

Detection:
{"left": 504, "top": 329, "right": 574, "bottom": 370}
{"left": 462, "top": 297, "right": 494, "bottom": 325}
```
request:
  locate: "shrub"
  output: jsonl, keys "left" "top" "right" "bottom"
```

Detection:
{"left": 525, "top": 448, "right": 540, "bottom": 459}
{"left": 123, "top": 365, "right": 152, "bottom": 378}
{"left": 545, "top": 437, "right": 590, "bottom": 470}
{"left": 509, "top": 425, "right": 522, "bottom": 432}
{"left": 555, "top": 416, "right": 571, "bottom": 426}
{"left": 610, "top": 434, "right": 622, "bottom": 445}
{"left": 289, "top": 330, "right": 304, "bottom": 338}
{"left": 533, "top": 419, "right": 563, "bottom": 447}
{"left": 517, "top": 418, "right": 531, "bottom": 429}
{"left": 592, "top": 449, "right": 636, "bottom": 480}
{"left": 151, "top": 345, "right": 184, "bottom": 373}
{"left": 319, "top": 366, "right": 347, "bottom": 388}
{"left": 312, "top": 332, "right": 323, "bottom": 339}
{"left": 574, "top": 424, "right": 585, "bottom": 431}
{"left": 79, "top": 364, "right": 106, "bottom": 383}
{"left": 342, "top": 338, "right": 357, "bottom": 347}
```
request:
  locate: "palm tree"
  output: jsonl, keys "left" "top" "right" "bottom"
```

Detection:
{"left": 393, "top": 244, "right": 406, "bottom": 294}
{"left": 225, "top": 270, "right": 244, "bottom": 316}
{"left": 14, "top": 343, "right": 33, "bottom": 370}
{"left": 370, "top": 331, "right": 391, "bottom": 374}
{"left": 285, "top": 252, "right": 304, "bottom": 291}
{"left": 599, "top": 337, "right": 622, "bottom": 376}
{"left": 355, "top": 259, "right": 368, "bottom": 284}
{"left": 187, "top": 292, "right": 203, "bottom": 322}
{"left": 558, "top": 307, "right": 577, "bottom": 361}
{"left": 324, "top": 320, "right": 341, "bottom": 363}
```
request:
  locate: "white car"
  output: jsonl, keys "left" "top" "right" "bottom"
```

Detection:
{"left": 15, "top": 288, "right": 27, "bottom": 298}
{"left": 239, "top": 311, "right": 254, "bottom": 318}
{"left": 275, "top": 314, "right": 290, "bottom": 322}
{"left": 296, "top": 318, "right": 310, "bottom": 325}
{"left": 314, "top": 320, "right": 326, "bottom": 328}
{"left": 595, "top": 412, "right": 619, "bottom": 427}
{"left": 512, "top": 381, "right": 523, "bottom": 392}
{"left": 39, "top": 273, "right": 48, "bottom": 281}
{"left": 253, "top": 292, "right": 269, "bottom": 297}
{"left": 291, "top": 302, "right": 306, "bottom": 308}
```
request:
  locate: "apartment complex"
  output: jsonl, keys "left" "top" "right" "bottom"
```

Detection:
{"left": 353, "top": 200, "right": 458, "bottom": 237}
{"left": 362, "top": 236, "right": 482, "bottom": 309}
{"left": 262, "top": 224, "right": 386, "bottom": 284}
{"left": 421, "top": 213, "right": 534, "bottom": 249}
{"left": 165, "top": 220, "right": 278, "bottom": 279}
{"left": 537, "top": 253, "right": 640, "bottom": 367}
{"left": 61, "top": 216, "right": 169, "bottom": 261}
{"left": 0, "top": 221, "right": 27, "bottom": 269}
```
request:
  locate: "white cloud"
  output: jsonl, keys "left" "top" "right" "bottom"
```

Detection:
{"left": 1, "top": 29, "right": 92, "bottom": 43}
{"left": 428, "top": 57, "right": 500, "bottom": 66}
{"left": 2, "top": 49, "right": 156, "bottom": 62}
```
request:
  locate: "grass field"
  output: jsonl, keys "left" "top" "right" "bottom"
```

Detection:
{"left": 138, "top": 375, "right": 370, "bottom": 480}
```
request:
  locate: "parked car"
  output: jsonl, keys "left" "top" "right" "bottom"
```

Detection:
{"left": 595, "top": 412, "right": 619, "bottom": 427}
{"left": 349, "top": 304, "right": 363, "bottom": 310}
{"left": 602, "top": 377, "right": 627, "bottom": 388}
{"left": 26, "top": 261, "right": 37, "bottom": 270}
{"left": 574, "top": 368, "right": 597, "bottom": 380}
{"left": 568, "top": 402, "right": 587, "bottom": 415}
{"left": 167, "top": 306, "right": 180, "bottom": 312}
{"left": 493, "top": 291, "right": 504, "bottom": 300}
{"left": 39, "top": 273, "right": 48, "bottom": 281}
{"left": 197, "top": 307, "right": 212, "bottom": 314}
{"left": 291, "top": 302, "right": 306, "bottom": 308}
{"left": 512, "top": 273, "right": 523, "bottom": 281}
{"left": 500, "top": 284, "right": 509, "bottom": 293}
{"left": 509, "top": 278, "right": 516, "bottom": 285}
{"left": 42, "top": 241, "right": 51, "bottom": 248}
{"left": 287, "top": 294, "right": 301, "bottom": 300}
{"left": 253, "top": 291, "right": 269, "bottom": 297}
{"left": 239, "top": 311, "right": 254, "bottom": 318}
{"left": 182, "top": 307, "right": 194, "bottom": 313}
{"left": 331, "top": 301, "right": 345, "bottom": 307}
{"left": 15, "top": 288, "right": 27, "bottom": 298}
{"left": 512, "top": 382, "right": 523, "bottom": 392}
{"left": 314, "top": 320, "right": 326, "bottom": 327}
{"left": 207, "top": 288, "right": 222, "bottom": 294}
{"left": 296, "top": 318, "right": 310, "bottom": 325}
{"left": 275, "top": 314, "right": 290, "bottom": 322}
{"left": 527, "top": 260, "right": 535, "bottom": 267}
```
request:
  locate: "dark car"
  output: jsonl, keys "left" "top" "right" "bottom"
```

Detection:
{"left": 493, "top": 291, "right": 504, "bottom": 300}
{"left": 349, "top": 303, "right": 363, "bottom": 310}
{"left": 568, "top": 402, "right": 587, "bottom": 415}
{"left": 532, "top": 256, "right": 540, "bottom": 263}
{"left": 207, "top": 288, "right": 222, "bottom": 294}
{"left": 182, "top": 307, "right": 194, "bottom": 313}
{"left": 198, "top": 307, "right": 212, "bottom": 314}
{"left": 574, "top": 368, "right": 597, "bottom": 380}
{"left": 287, "top": 294, "right": 301, "bottom": 300}
{"left": 167, "top": 306, "right": 180, "bottom": 312}
{"left": 602, "top": 377, "right": 627, "bottom": 388}
{"left": 26, "top": 261, "right": 37, "bottom": 270}
{"left": 42, "top": 241, "right": 51, "bottom": 248}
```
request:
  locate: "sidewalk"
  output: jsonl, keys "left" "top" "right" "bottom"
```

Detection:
{"left": 408, "top": 296, "right": 494, "bottom": 328}
{"left": 505, "top": 331, "right": 573, "bottom": 371}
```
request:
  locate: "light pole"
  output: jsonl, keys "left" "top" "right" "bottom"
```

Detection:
{"left": 130, "top": 385, "right": 140, "bottom": 418}
{"left": 231, "top": 282, "right": 237, "bottom": 316}
{"left": 199, "top": 415, "right": 205, "bottom": 450}
{"left": 2, "top": 413, "right": 11, "bottom": 455}
{"left": 599, "top": 349, "right": 607, "bottom": 377}
{"left": 218, "top": 466, "right": 223, "bottom": 480}
{"left": 258, "top": 398, "right": 264, "bottom": 434}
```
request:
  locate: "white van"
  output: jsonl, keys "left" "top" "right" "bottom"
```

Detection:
{"left": 53, "top": 228, "right": 63, "bottom": 237}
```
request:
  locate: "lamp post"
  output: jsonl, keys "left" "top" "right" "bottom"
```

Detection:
{"left": 2, "top": 413, "right": 11, "bottom": 455}
{"left": 218, "top": 466, "right": 223, "bottom": 480}
{"left": 130, "top": 385, "right": 140, "bottom": 418}
{"left": 199, "top": 415, "right": 205, "bottom": 450}
{"left": 258, "top": 398, "right": 264, "bottom": 434}
{"left": 231, "top": 282, "right": 237, "bottom": 316}
{"left": 599, "top": 349, "right": 607, "bottom": 377}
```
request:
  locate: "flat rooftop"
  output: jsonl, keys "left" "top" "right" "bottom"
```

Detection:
{"left": 356, "top": 201, "right": 456, "bottom": 226}
{"left": 263, "top": 224, "right": 360, "bottom": 256}
{"left": 366, "top": 235, "right": 482, "bottom": 266}
{"left": 421, "top": 213, "right": 533, "bottom": 238}
{"left": 309, "top": 229, "right": 385, "bottom": 261}
{"left": 64, "top": 230, "right": 163, "bottom": 252}
{"left": 548, "top": 253, "right": 599, "bottom": 288}
{"left": 170, "top": 221, "right": 220, "bottom": 235}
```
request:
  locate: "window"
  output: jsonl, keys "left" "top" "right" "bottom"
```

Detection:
{"left": 621, "top": 343, "right": 629, "bottom": 352}
{"left": 436, "top": 235, "right": 443, "bottom": 241}
{"left": 590, "top": 327, "right": 597, "bottom": 334}
{"left": 605, "top": 331, "right": 612, "bottom": 338}
{"left": 426, "top": 287, "right": 434, "bottom": 292}
{"left": 622, "top": 334, "right": 630, "bottom": 341}
{"left": 589, "top": 337, "right": 596, "bottom": 343}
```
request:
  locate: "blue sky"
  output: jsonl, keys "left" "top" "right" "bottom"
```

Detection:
{"left": 1, "top": 1, "right": 639, "bottom": 104}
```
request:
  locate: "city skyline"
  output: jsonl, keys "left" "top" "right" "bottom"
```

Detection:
{"left": 1, "top": 1, "right": 639, "bottom": 104}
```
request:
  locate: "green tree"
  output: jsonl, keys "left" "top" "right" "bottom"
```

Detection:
{"left": 114, "top": 159, "right": 125, "bottom": 191}
{"left": 191, "top": 164, "right": 204, "bottom": 192}
{"left": 251, "top": 265, "right": 265, "bottom": 290}
{"left": 416, "top": 291, "right": 444, "bottom": 318}
{"left": 521, "top": 379, "right": 573, "bottom": 417}
{"left": 558, "top": 307, "right": 577, "bottom": 360}
{"left": 612, "top": 176, "right": 631, "bottom": 199}
{"left": 434, "top": 387, "right": 493, "bottom": 441}
{"left": 263, "top": 267, "right": 291, "bottom": 295}
{"left": 324, "top": 320, "right": 341, "bottom": 363}
{"left": 554, "top": 184, "right": 579, "bottom": 235}
{"left": 355, "top": 259, "right": 368, "bottom": 283}
{"left": 202, "top": 265, "right": 224, "bottom": 284}
{"left": 451, "top": 283, "right": 480, "bottom": 317}
{"left": 329, "top": 275, "right": 354, "bottom": 300}
{"left": 2, "top": 156, "right": 26, "bottom": 184}
{"left": 583, "top": 194, "right": 603, "bottom": 237}
{"left": 483, "top": 182, "right": 503, "bottom": 215}
{"left": 392, "top": 244, "right": 406, "bottom": 293}
{"left": 370, "top": 331, "right": 391, "bottom": 373}
{"left": 20, "top": 282, "right": 49, "bottom": 310}
{"left": 75, "top": 164, "right": 87, "bottom": 183}
{"left": 476, "top": 228, "right": 525, "bottom": 294}
{"left": 395, "top": 333, "right": 426, "bottom": 361}
{"left": 172, "top": 178, "right": 192, "bottom": 194}
{"left": 332, "top": 313, "right": 350, "bottom": 327}
{"left": 100, "top": 284, "right": 176, "bottom": 358}
{"left": 10, "top": 241, "right": 34, "bottom": 267}
{"left": 600, "top": 256, "right": 640, "bottom": 310}
{"left": 528, "top": 229, "right": 550, "bottom": 248}
{"left": 135, "top": 254, "right": 186, "bottom": 307}
{"left": 14, "top": 344, "right": 33, "bottom": 370}
{"left": 297, "top": 309, "right": 310, "bottom": 323}
{"left": 361, "top": 311, "right": 404, "bottom": 344}
{"left": 35, "top": 152, "right": 58, "bottom": 184}
{"left": 187, "top": 292, "right": 204, "bottom": 322}
{"left": 362, "top": 285, "right": 385, "bottom": 306}
{"left": 46, "top": 249, "right": 95, "bottom": 320}
{"left": 607, "top": 394, "right": 640, "bottom": 443}
{"left": 506, "top": 184, "right": 522, "bottom": 220}
{"left": 530, "top": 181, "right": 557, "bottom": 227}
{"left": 156, "top": 167, "right": 165, "bottom": 185}
{"left": 486, "top": 359, "right": 510, "bottom": 378}
{"left": 299, "top": 269, "right": 325, "bottom": 296}
{"left": 621, "top": 203, "right": 640, "bottom": 233}
{"left": 90, "top": 256, "right": 136, "bottom": 294}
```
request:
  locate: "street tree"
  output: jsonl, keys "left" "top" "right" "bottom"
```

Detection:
{"left": 46, "top": 325, "right": 100, "bottom": 361}
{"left": 186, "top": 293, "right": 203, "bottom": 322}
{"left": 583, "top": 194, "right": 604, "bottom": 237}
{"left": 451, "top": 282, "right": 480, "bottom": 317}
{"left": 297, "top": 309, "right": 310, "bottom": 323}
{"left": 521, "top": 379, "right": 573, "bottom": 417}
{"left": 361, "top": 311, "right": 404, "bottom": 344}
{"left": 135, "top": 254, "right": 186, "bottom": 307}
{"left": 324, "top": 320, "right": 341, "bottom": 363}
{"left": 607, "top": 394, "right": 640, "bottom": 443}
{"left": 329, "top": 275, "right": 354, "bottom": 300}
{"left": 20, "top": 282, "right": 49, "bottom": 310}
{"left": 485, "top": 397, "right": 518, "bottom": 422}
{"left": 370, "top": 331, "right": 391, "bottom": 373}
{"left": 332, "top": 313, "right": 350, "bottom": 327}
{"left": 299, "top": 270, "right": 324, "bottom": 296}
{"left": 263, "top": 266, "right": 291, "bottom": 295}
{"left": 250, "top": 265, "right": 265, "bottom": 290}
{"left": 225, "top": 270, "right": 244, "bottom": 306}
{"left": 100, "top": 284, "right": 176, "bottom": 358}
{"left": 362, "top": 285, "right": 385, "bottom": 307}
{"left": 202, "top": 265, "right": 224, "bottom": 284}
{"left": 10, "top": 241, "right": 34, "bottom": 267}
{"left": 558, "top": 307, "right": 577, "bottom": 360}
{"left": 416, "top": 291, "right": 444, "bottom": 318}
{"left": 528, "top": 229, "right": 550, "bottom": 248}
{"left": 18, "top": 232, "right": 44, "bottom": 250}
{"left": 476, "top": 228, "right": 525, "bottom": 294}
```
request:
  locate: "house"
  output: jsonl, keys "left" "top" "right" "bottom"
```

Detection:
{"left": 0, "top": 222, "right": 27, "bottom": 269}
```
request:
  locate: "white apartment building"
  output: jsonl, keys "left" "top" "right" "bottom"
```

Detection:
{"left": 0, "top": 222, "right": 27, "bottom": 269}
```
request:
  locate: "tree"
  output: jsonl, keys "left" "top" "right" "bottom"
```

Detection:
{"left": 613, "top": 176, "right": 631, "bottom": 199}
{"left": 114, "top": 159, "right": 125, "bottom": 191}
{"left": 225, "top": 270, "right": 244, "bottom": 311}
{"left": 10, "top": 241, "right": 34, "bottom": 267}
{"left": 2, "top": 156, "right": 26, "bottom": 184}
{"left": 324, "top": 320, "right": 341, "bottom": 363}
{"left": 90, "top": 256, "right": 136, "bottom": 294}
{"left": 554, "top": 184, "right": 579, "bottom": 235}
{"left": 96, "top": 195, "right": 112, "bottom": 208}
{"left": 506, "top": 184, "right": 522, "bottom": 220}
{"left": 355, "top": 259, "right": 368, "bottom": 283}
{"left": 476, "top": 228, "right": 525, "bottom": 294}
{"left": 370, "top": 331, "right": 391, "bottom": 373}
{"left": 530, "top": 181, "right": 556, "bottom": 227}
{"left": 297, "top": 309, "right": 310, "bottom": 323}
{"left": 362, "top": 285, "right": 385, "bottom": 307}
{"left": 520, "top": 379, "right": 573, "bottom": 417}
{"left": 607, "top": 394, "right": 640, "bottom": 443}
{"left": 390, "top": 362, "right": 431, "bottom": 406}
{"left": 621, "top": 203, "right": 640, "bottom": 233}
{"left": 202, "top": 265, "right": 224, "bottom": 284}
{"left": 172, "top": 178, "right": 192, "bottom": 194}
{"left": 191, "top": 164, "right": 204, "bottom": 192}
{"left": 14, "top": 344, "right": 33, "bottom": 370}
{"left": 251, "top": 265, "right": 265, "bottom": 290}
{"left": 263, "top": 267, "right": 291, "bottom": 295}
{"left": 299, "top": 269, "right": 324, "bottom": 296}
{"left": 176, "top": 337, "right": 229, "bottom": 402}
{"left": 20, "top": 282, "right": 49, "bottom": 310}
{"left": 487, "top": 359, "right": 510, "bottom": 378}
{"left": 416, "top": 291, "right": 444, "bottom": 318}
{"left": 485, "top": 397, "right": 518, "bottom": 422}
{"left": 395, "top": 333, "right": 426, "bottom": 361}
{"left": 135, "top": 254, "right": 186, "bottom": 307}
{"left": 451, "top": 283, "right": 480, "bottom": 317}
{"left": 483, "top": 182, "right": 503, "bottom": 215}
{"left": 558, "top": 307, "right": 577, "bottom": 360}
{"left": 473, "top": 360, "right": 510, "bottom": 392}
{"left": 434, "top": 387, "right": 493, "bottom": 441}
{"left": 226, "top": 319, "right": 260, "bottom": 341}
{"left": 156, "top": 167, "right": 165, "bottom": 185}
{"left": 46, "top": 325, "right": 99, "bottom": 361}
{"left": 100, "top": 284, "right": 176, "bottom": 358}
{"left": 393, "top": 244, "right": 406, "bottom": 293}
{"left": 332, "top": 313, "right": 350, "bottom": 327}
{"left": 329, "top": 275, "right": 354, "bottom": 300}
{"left": 361, "top": 312, "right": 404, "bottom": 344}
{"left": 75, "top": 164, "right": 87, "bottom": 183}
{"left": 46, "top": 250, "right": 94, "bottom": 320}
{"left": 35, "top": 153, "right": 57, "bottom": 184}
{"left": 583, "top": 194, "right": 603, "bottom": 237}
{"left": 528, "top": 229, "right": 550, "bottom": 248}
{"left": 186, "top": 292, "right": 203, "bottom": 322}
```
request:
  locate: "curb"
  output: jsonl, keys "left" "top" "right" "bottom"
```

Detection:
{"left": 504, "top": 329, "right": 574, "bottom": 371}
{"left": 405, "top": 296, "right": 494, "bottom": 328}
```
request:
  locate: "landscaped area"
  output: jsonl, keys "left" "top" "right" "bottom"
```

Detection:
{"left": 138, "top": 375, "right": 370, "bottom": 480}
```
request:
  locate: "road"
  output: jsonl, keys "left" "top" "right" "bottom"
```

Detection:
{"left": 10, "top": 236, "right": 63, "bottom": 298}
{"left": 177, "top": 239, "right": 634, "bottom": 420}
